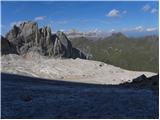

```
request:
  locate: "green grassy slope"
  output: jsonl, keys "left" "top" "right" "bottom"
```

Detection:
{"left": 70, "top": 33, "right": 159, "bottom": 73}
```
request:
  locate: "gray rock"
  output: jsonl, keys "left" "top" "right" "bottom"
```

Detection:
{"left": 132, "top": 74, "right": 147, "bottom": 83}
{"left": 5, "top": 25, "right": 20, "bottom": 44}
{"left": 1, "top": 36, "right": 17, "bottom": 55}
{"left": 72, "top": 48, "right": 86, "bottom": 59}
{"left": 54, "top": 31, "right": 72, "bottom": 58}
{"left": 4, "top": 21, "right": 86, "bottom": 59}
{"left": 38, "top": 26, "right": 54, "bottom": 56}
{"left": 53, "top": 36, "right": 65, "bottom": 57}
{"left": 5, "top": 21, "right": 39, "bottom": 54}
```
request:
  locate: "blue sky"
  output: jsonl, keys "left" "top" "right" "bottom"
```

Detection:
{"left": 1, "top": 1, "right": 159, "bottom": 36}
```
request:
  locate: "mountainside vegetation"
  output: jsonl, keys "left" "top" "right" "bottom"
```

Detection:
{"left": 70, "top": 32, "right": 159, "bottom": 73}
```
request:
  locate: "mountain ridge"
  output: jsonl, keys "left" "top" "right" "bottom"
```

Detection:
{"left": 70, "top": 33, "right": 159, "bottom": 73}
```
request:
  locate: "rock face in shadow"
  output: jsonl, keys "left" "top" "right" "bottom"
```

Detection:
{"left": 120, "top": 74, "right": 159, "bottom": 91}
{"left": 72, "top": 47, "right": 86, "bottom": 59}
{"left": 3, "top": 21, "right": 86, "bottom": 59}
{"left": 1, "top": 36, "right": 17, "bottom": 55}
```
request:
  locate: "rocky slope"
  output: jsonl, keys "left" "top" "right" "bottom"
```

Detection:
{"left": 1, "top": 53, "right": 156, "bottom": 85}
{"left": 1, "top": 21, "right": 86, "bottom": 59}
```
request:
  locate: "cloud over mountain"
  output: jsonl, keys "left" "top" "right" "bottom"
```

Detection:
{"left": 134, "top": 26, "right": 144, "bottom": 32}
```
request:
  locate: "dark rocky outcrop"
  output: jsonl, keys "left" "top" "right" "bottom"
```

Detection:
{"left": 3, "top": 21, "right": 86, "bottom": 59}
{"left": 1, "top": 36, "right": 17, "bottom": 55}
{"left": 132, "top": 74, "right": 148, "bottom": 83}
{"left": 120, "top": 74, "right": 159, "bottom": 91}
{"left": 72, "top": 48, "right": 86, "bottom": 59}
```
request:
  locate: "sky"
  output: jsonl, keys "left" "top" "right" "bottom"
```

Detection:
{"left": 1, "top": 1, "right": 159, "bottom": 36}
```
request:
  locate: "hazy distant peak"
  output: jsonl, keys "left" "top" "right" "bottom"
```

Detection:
{"left": 111, "top": 32, "right": 127, "bottom": 38}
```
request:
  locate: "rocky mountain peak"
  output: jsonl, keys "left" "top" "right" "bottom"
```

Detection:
{"left": 2, "top": 21, "right": 86, "bottom": 59}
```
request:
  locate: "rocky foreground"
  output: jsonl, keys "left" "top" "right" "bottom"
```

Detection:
{"left": 1, "top": 72, "right": 159, "bottom": 119}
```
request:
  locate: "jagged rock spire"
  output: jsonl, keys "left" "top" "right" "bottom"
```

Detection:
{"left": 2, "top": 21, "right": 86, "bottom": 59}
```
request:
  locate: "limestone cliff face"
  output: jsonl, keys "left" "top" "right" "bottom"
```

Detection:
{"left": 3, "top": 21, "right": 86, "bottom": 59}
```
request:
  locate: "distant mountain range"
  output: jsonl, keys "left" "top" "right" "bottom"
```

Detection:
{"left": 65, "top": 29, "right": 109, "bottom": 40}
{"left": 70, "top": 32, "right": 159, "bottom": 73}
{"left": 65, "top": 29, "right": 158, "bottom": 39}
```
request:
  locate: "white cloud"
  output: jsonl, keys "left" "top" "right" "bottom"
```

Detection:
{"left": 107, "top": 9, "right": 120, "bottom": 17}
{"left": 122, "top": 10, "right": 127, "bottom": 14}
{"left": 106, "top": 9, "right": 127, "bottom": 17}
{"left": 34, "top": 16, "right": 46, "bottom": 21}
{"left": 122, "top": 26, "right": 158, "bottom": 33}
{"left": 146, "top": 27, "right": 157, "bottom": 32}
{"left": 142, "top": 4, "right": 158, "bottom": 14}
{"left": 150, "top": 8, "right": 158, "bottom": 13}
{"left": 134, "top": 26, "right": 144, "bottom": 32}
{"left": 109, "top": 29, "right": 115, "bottom": 33}
{"left": 142, "top": 4, "right": 150, "bottom": 11}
